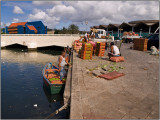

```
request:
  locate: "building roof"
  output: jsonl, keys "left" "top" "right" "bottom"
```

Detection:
{"left": 90, "top": 20, "right": 159, "bottom": 30}
{"left": 9, "top": 22, "right": 27, "bottom": 27}
{"left": 128, "top": 20, "right": 159, "bottom": 24}
{"left": 27, "top": 25, "right": 38, "bottom": 33}
{"left": 108, "top": 24, "right": 120, "bottom": 28}
{"left": 119, "top": 22, "right": 136, "bottom": 28}
{"left": 93, "top": 26, "right": 100, "bottom": 29}
{"left": 99, "top": 25, "right": 108, "bottom": 28}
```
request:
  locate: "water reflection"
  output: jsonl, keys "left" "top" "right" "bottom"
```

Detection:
{"left": 1, "top": 49, "right": 60, "bottom": 65}
{"left": 43, "top": 85, "right": 63, "bottom": 103}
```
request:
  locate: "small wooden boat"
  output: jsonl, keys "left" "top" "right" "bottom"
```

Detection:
{"left": 42, "top": 63, "right": 67, "bottom": 94}
{"left": 43, "top": 86, "right": 63, "bottom": 103}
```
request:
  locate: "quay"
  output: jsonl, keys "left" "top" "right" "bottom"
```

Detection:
{"left": 64, "top": 43, "right": 159, "bottom": 119}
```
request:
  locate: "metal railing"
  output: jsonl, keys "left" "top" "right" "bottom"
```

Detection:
{"left": 1, "top": 34, "right": 80, "bottom": 36}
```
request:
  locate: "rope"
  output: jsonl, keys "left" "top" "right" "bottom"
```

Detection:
{"left": 45, "top": 102, "right": 68, "bottom": 119}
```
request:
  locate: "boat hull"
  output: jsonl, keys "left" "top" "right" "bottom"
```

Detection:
{"left": 43, "top": 77, "right": 65, "bottom": 94}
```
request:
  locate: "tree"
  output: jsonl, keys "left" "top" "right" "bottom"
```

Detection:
{"left": 68, "top": 24, "right": 79, "bottom": 34}
{"left": 54, "top": 24, "right": 79, "bottom": 34}
{"left": 54, "top": 29, "right": 60, "bottom": 34}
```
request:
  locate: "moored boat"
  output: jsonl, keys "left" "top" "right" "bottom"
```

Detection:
{"left": 42, "top": 63, "right": 67, "bottom": 94}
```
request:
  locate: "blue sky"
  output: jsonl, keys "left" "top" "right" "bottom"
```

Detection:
{"left": 1, "top": 1, "right": 73, "bottom": 29}
{"left": 1, "top": 1, "right": 159, "bottom": 30}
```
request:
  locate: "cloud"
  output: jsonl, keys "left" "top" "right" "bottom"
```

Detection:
{"left": 1, "top": 22, "right": 10, "bottom": 27}
{"left": 12, "top": 18, "right": 20, "bottom": 23}
{"left": 47, "top": 5, "right": 76, "bottom": 16}
{"left": 13, "top": 6, "right": 24, "bottom": 14}
{"left": 28, "top": 1, "right": 159, "bottom": 29}
{"left": 32, "top": 1, "right": 62, "bottom": 6}
{"left": 28, "top": 9, "right": 60, "bottom": 28}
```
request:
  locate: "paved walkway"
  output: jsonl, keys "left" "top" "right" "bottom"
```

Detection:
{"left": 70, "top": 43, "right": 159, "bottom": 119}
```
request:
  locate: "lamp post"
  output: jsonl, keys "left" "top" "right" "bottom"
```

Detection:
{"left": 140, "top": 29, "right": 142, "bottom": 37}
{"left": 4, "top": 24, "right": 6, "bottom": 34}
{"left": 85, "top": 21, "right": 88, "bottom": 32}
{"left": 119, "top": 28, "right": 123, "bottom": 40}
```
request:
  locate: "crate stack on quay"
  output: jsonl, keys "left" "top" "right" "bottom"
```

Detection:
{"left": 133, "top": 38, "right": 148, "bottom": 51}
{"left": 73, "top": 40, "right": 82, "bottom": 53}
{"left": 123, "top": 32, "right": 139, "bottom": 36}
{"left": 79, "top": 43, "right": 93, "bottom": 60}
{"left": 95, "top": 42, "right": 106, "bottom": 56}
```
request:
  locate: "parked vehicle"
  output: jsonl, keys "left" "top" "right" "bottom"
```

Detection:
{"left": 147, "top": 33, "right": 159, "bottom": 50}
{"left": 94, "top": 29, "right": 106, "bottom": 38}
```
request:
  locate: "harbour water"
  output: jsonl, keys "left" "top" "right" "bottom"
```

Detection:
{"left": 1, "top": 46, "right": 67, "bottom": 119}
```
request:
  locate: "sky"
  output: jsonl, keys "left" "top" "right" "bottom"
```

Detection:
{"left": 1, "top": 1, "right": 159, "bottom": 30}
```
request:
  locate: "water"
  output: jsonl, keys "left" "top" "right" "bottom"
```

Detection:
{"left": 1, "top": 47, "right": 67, "bottom": 119}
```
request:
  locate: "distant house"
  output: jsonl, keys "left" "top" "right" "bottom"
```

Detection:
{"left": 47, "top": 28, "right": 55, "bottom": 34}
{"left": 3, "top": 21, "right": 47, "bottom": 34}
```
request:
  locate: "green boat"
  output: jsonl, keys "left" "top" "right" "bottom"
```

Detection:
{"left": 42, "top": 63, "right": 66, "bottom": 94}
{"left": 43, "top": 86, "right": 63, "bottom": 103}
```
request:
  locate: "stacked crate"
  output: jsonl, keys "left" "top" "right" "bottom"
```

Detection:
{"left": 80, "top": 43, "right": 93, "bottom": 60}
{"left": 73, "top": 40, "right": 82, "bottom": 53}
{"left": 95, "top": 42, "right": 106, "bottom": 56}
{"left": 133, "top": 38, "right": 148, "bottom": 51}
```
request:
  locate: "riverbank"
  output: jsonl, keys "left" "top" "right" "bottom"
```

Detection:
{"left": 70, "top": 43, "right": 159, "bottom": 119}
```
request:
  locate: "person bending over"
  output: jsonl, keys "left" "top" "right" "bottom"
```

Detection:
{"left": 108, "top": 42, "right": 120, "bottom": 59}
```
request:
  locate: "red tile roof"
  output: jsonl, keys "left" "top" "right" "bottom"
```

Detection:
{"left": 27, "top": 25, "right": 37, "bottom": 33}
{"left": 9, "top": 22, "right": 27, "bottom": 27}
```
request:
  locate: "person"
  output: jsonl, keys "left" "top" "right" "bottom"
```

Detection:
{"left": 84, "top": 32, "right": 88, "bottom": 42}
{"left": 87, "top": 32, "right": 90, "bottom": 41}
{"left": 108, "top": 42, "right": 120, "bottom": 59}
{"left": 91, "top": 31, "right": 94, "bottom": 41}
{"left": 58, "top": 51, "right": 71, "bottom": 81}
{"left": 64, "top": 46, "right": 71, "bottom": 63}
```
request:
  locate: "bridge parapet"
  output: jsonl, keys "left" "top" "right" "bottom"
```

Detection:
{"left": 1, "top": 34, "right": 80, "bottom": 50}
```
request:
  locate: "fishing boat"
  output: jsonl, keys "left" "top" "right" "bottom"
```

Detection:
{"left": 42, "top": 63, "right": 67, "bottom": 94}
{"left": 43, "top": 86, "right": 63, "bottom": 103}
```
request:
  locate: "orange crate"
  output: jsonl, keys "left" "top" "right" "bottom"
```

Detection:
{"left": 96, "top": 46, "right": 106, "bottom": 49}
{"left": 81, "top": 55, "right": 92, "bottom": 60}
{"left": 96, "top": 53, "right": 104, "bottom": 56}
{"left": 96, "top": 49, "right": 105, "bottom": 52}
{"left": 82, "top": 48, "right": 93, "bottom": 51}
{"left": 82, "top": 43, "right": 92, "bottom": 48}
{"left": 81, "top": 50, "right": 92, "bottom": 54}
{"left": 81, "top": 53, "right": 92, "bottom": 57}
{"left": 96, "top": 42, "right": 106, "bottom": 46}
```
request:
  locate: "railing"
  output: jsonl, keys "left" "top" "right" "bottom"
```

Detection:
{"left": 1, "top": 34, "right": 80, "bottom": 36}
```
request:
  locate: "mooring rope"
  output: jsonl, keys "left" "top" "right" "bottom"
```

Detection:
{"left": 45, "top": 102, "right": 69, "bottom": 119}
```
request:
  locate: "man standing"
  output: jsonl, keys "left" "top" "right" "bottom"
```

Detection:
{"left": 58, "top": 51, "right": 71, "bottom": 81}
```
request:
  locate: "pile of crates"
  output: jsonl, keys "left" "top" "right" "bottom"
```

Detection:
{"left": 73, "top": 40, "right": 82, "bottom": 53}
{"left": 95, "top": 42, "right": 106, "bottom": 56}
{"left": 80, "top": 43, "right": 93, "bottom": 60}
{"left": 133, "top": 38, "right": 148, "bottom": 51}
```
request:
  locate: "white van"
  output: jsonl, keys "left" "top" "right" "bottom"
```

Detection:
{"left": 96, "top": 29, "right": 106, "bottom": 38}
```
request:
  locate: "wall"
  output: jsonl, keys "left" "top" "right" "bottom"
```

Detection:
{"left": 2, "top": 27, "right": 8, "bottom": 33}
{"left": 27, "top": 21, "right": 47, "bottom": 34}
{"left": 17, "top": 26, "right": 24, "bottom": 34}
{"left": 25, "top": 25, "right": 35, "bottom": 34}
{"left": 1, "top": 34, "right": 80, "bottom": 49}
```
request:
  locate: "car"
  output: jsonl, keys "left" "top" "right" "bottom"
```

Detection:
{"left": 147, "top": 33, "right": 159, "bottom": 50}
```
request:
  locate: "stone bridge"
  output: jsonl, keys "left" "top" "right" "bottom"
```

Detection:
{"left": 1, "top": 34, "right": 80, "bottom": 50}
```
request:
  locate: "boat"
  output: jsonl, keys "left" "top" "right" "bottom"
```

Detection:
{"left": 42, "top": 63, "right": 67, "bottom": 94}
{"left": 43, "top": 86, "right": 63, "bottom": 103}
